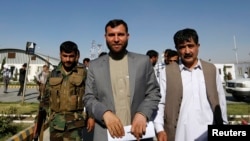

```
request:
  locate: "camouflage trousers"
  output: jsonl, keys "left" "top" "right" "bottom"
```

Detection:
{"left": 49, "top": 125, "right": 84, "bottom": 141}
{"left": 49, "top": 113, "right": 86, "bottom": 141}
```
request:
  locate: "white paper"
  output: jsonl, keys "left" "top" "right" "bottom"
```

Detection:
{"left": 107, "top": 121, "right": 155, "bottom": 141}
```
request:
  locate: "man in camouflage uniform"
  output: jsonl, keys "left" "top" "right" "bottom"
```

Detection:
{"left": 40, "top": 41, "right": 95, "bottom": 141}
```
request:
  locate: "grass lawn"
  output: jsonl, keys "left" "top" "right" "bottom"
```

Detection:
{"left": 0, "top": 102, "right": 249, "bottom": 140}
{"left": 0, "top": 102, "right": 39, "bottom": 115}
{"left": 0, "top": 102, "right": 249, "bottom": 116}
{"left": 227, "top": 103, "right": 250, "bottom": 115}
{"left": 0, "top": 102, "right": 38, "bottom": 141}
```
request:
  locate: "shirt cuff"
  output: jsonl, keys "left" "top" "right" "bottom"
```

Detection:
{"left": 154, "top": 123, "right": 164, "bottom": 133}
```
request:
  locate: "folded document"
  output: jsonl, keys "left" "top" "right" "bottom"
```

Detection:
{"left": 107, "top": 121, "right": 155, "bottom": 141}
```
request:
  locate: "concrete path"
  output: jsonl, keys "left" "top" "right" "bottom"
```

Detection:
{"left": 0, "top": 86, "right": 40, "bottom": 103}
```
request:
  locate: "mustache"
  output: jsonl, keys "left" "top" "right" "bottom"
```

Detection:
{"left": 112, "top": 43, "right": 122, "bottom": 46}
{"left": 184, "top": 54, "right": 192, "bottom": 58}
{"left": 65, "top": 61, "right": 73, "bottom": 64}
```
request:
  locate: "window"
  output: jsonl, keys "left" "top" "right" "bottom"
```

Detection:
{"left": 8, "top": 52, "right": 16, "bottom": 58}
{"left": 218, "top": 68, "right": 221, "bottom": 74}
{"left": 31, "top": 55, "right": 36, "bottom": 60}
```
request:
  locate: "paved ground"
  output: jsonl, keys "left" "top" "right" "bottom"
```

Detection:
{"left": 0, "top": 86, "right": 40, "bottom": 103}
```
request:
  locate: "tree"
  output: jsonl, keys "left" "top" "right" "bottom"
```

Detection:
{"left": 223, "top": 65, "right": 227, "bottom": 82}
{"left": 0, "top": 57, "right": 6, "bottom": 81}
{"left": 0, "top": 57, "right": 6, "bottom": 72}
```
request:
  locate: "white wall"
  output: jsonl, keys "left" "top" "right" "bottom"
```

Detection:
{"left": 214, "top": 63, "right": 235, "bottom": 83}
{"left": 6, "top": 64, "right": 45, "bottom": 82}
{"left": 214, "top": 62, "right": 250, "bottom": 82}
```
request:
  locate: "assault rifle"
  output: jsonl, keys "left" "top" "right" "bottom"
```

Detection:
{"left": 33, "top": 107, "right": 47, "bottom": 141}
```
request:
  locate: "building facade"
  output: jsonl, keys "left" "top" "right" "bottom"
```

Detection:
{"left": 0, "top": 48, "right": 60, "bottom": 82}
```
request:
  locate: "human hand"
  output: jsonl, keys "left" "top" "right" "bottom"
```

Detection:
{"left": 103, "top": 111, "right": 125, "bottom": 138}
{"left": 131, "top": 113, "right": 147, "bottom": 141}
{"left": 87, "top": 117, "right": 95, "bottom": 132}
{"left": 157, "top": 131, "right": 167, "bottom": 141}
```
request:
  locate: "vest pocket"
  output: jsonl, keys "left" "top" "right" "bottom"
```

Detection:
{"left": 68, "top": 95, "right": 78, "bottom": 110}
{"left": 49, "top": 77, "right": 63, "bottom": 112}
{"left": 68, "top": 75, "right": 84, "bottom": 111}
{"left": 69, "top": 74, "right": 83, "bottom": 86}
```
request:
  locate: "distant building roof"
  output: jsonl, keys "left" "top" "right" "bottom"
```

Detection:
{"left": 0, "top": 48, "right": 60, "bottom": 67}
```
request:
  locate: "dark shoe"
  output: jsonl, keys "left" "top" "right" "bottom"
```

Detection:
{"left": 37, "top": 96, "right": 41, "bottom": 100}
{"left": 4, "top": 91, "right": 7, "bottom": 93}
{"left": 17, "top": 94, "right": 21, "bottom": 96}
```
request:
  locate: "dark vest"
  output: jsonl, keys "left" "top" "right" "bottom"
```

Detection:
{"left": 164, "top": 60, "right": 223, "bottom": 141}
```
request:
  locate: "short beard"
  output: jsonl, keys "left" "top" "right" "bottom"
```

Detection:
{"left": 106, "top": 41, "right": 128, "bottom": 60}
{"left": 62, "top": 62, "right": 76, "bottom": 72}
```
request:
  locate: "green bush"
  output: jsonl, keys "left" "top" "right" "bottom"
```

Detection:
{"left": 0, "top": 116, "right": 17, "bottom": 138}
{"left": 0, "top": 106, "right": 33, "bottom": 140}
{"left": 0, "top": 119, "right": 31, "bottom": 141}
{"left": 0, "top": 106, "right": 19, "bottom": 137}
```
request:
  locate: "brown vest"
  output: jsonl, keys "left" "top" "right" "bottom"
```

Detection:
{"left": 49, "top": 66, "right": 86, "bottom": 112}
{"left": 164, "top": 60, "right": 222, "bottom": 141}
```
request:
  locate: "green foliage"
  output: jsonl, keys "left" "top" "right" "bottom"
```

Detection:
{"left": 0, "top": 57, "right": 6, "bottom": 72}
{"left": 0, "top": 116, "right": 17, "bottom": 138}
{"left": 227, "top": 103, "right": 250, "bottom": 115}
{"left": 13, "top": 69, "right": 18, "bottom": 81}
{"left": 0, "top": 57, "right": 6, "bottom": 82}
{"left": 0, "top": 105, "right": 35, "bottom": 140}
{"left": 0, "top": 120, "right": 31, "bottom": 141}
{"left": 6, "top": 106, "right": 18, "bottom": 114}
{"left": 223, "top": 65, "right": 227, "bottom": 81}
{"left": 0, "top": 102, "right": 39, "bottom": 115}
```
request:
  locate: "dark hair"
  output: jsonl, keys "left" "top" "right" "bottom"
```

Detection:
{"left": 105, "top": 19, "right": 128, "bottom": 33}
{"left": 146, "top": 50, "right": 158, "bottom": 58}
{"left": 168, "top": 50, "right": 178, "bottom": 58}
{"left": 164, "top": 49, "right": 172, "bottom": 54}
{"left": 83, "top": 58, "right": 90, "bottom": 62}
{"left": 23, "top": 63, "right": 27, "bottom": 67}
{"left": 173, "top": 28, "right": 199, "bottom": 47}
{"left": 60, "top": 41, "right": 78, "bottom": 54}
